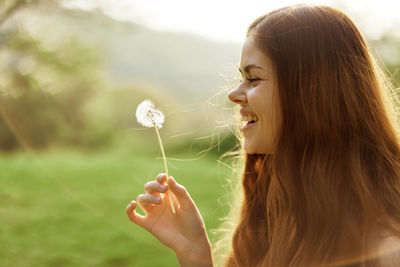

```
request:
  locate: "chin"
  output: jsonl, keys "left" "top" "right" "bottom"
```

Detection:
{"left": 244, "top": 141, "right": 273, "bottom": 155}
{"left": 243, "top": 142, "right": 257, "bottom": 154}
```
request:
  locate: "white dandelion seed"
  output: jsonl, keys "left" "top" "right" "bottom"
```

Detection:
{"left": 135, "top": 99, "right": 176, "bottom": 214}
{"left": 136, "top": 99, "right": 165, "bottom": 128}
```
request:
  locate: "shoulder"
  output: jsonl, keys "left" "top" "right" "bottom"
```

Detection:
{"left": 377, "top": 234, "right": 400, "bottom": 266}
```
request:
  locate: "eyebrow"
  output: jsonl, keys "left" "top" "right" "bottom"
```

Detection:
{"left": 238, "top": 64, "right": 264, "bottom": 74}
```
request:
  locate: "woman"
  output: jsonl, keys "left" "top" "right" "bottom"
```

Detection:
{"left": 126, "top": 4, "right": 400, "bottom": 266}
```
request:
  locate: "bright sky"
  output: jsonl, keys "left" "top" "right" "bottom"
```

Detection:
{"left": 62, "top": 0, "right": 400, "bottom": 43}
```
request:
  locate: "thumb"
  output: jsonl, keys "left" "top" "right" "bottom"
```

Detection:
{"left": 167, "top": 176, "right": 196, "bottom": 211}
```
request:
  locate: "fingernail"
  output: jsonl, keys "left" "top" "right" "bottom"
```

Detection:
{"left": 155, "top": 197, "right": 161, "bottom": 203}
{"left": 160, "top": 185, "right": 167, "bottom": 191}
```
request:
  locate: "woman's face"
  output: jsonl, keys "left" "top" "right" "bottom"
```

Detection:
{"left": 228, "top": 35, "right": 281, "bottom": 154}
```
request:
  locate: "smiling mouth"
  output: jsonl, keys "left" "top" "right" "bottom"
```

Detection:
{"left": 241, "top": 115, "right": 258, "bottom": 124}
{"left": 241, "top": 115, "right": 258, "bottom": 131}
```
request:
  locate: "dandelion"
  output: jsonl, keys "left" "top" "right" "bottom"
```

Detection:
{"left": 135, "top": 99, "right": 176, "bottom": 214}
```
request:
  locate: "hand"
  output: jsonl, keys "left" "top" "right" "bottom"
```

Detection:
{"left": 126, "top": 173, "right": 213, "bottom": 265}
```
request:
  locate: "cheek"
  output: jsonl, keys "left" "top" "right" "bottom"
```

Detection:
{"left": 247, "top": 87, "right": 267, "bottom": 111}
{"left": 257, "top": 102, "right": 280, "bottom": 150}
{"left": 261, "top": 105, "right": 279, "bottom": 136}
{"left": 255, "top": 96, "right": 275, "bottom": 127}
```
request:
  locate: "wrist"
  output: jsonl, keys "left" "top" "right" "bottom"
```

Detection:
{"left": 175, "top": 241, "right": 213, "bottom": 267}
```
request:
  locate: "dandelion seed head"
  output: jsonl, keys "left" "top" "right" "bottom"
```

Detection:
{"left": 136, "top": 99, "right": 165, "bottom": 128}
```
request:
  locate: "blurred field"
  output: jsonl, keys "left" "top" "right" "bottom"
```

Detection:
{"left": 0, "top": 148, "right": 234, "bottom": 267}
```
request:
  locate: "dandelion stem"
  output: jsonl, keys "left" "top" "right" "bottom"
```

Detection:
{"left": 153, "top": 123, "right": 176, "bottom": 214}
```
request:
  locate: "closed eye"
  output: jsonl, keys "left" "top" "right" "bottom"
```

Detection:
{"left": 247, "top": 78, "right": 260, "bottom": 82}
{"left": 239, "top": 77, "right": 260, "bottom": 83}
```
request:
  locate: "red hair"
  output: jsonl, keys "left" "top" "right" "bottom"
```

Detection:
{"left": 213, "top": 4, "right": 400, "bottom": 266}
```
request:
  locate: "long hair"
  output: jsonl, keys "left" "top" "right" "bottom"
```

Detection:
{"left": 212, "top": 4, "right": 400, "bottom": 267}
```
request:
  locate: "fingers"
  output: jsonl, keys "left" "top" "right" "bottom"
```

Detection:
{"left": 156, "top": 173, "right": 168, "bottom": 184}
{"left": 137, "top": 193, "right": 162, "bottom": 213}
{"left": 135, "top": 174, "right": 168, "bottom": 214}
{"left": 167, "top": 176, "right": 196, "bottom": 211}
{"left": 126, "top": 200, "right": 145, "bottom": 227}
{"left": 144, "top": 181, "right": 168, "bottom": 196}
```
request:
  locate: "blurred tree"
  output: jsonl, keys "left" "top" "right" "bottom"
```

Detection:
{"left": 0, "top": 0, "right": 58, "bottom": 26}
{"left": 0, "top": 0, "right": 103, "bottom": 151}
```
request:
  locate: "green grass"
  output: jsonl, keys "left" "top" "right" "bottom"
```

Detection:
{"left": 0, "top": 148, "right": 233, "bottom": 267}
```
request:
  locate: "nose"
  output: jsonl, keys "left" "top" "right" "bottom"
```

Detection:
{"left": 228, "top": 87, "right": 246, "bottom": 105}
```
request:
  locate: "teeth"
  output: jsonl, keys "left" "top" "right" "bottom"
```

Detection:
{"left": 241, "top": 115, "right": 258, "bottom": 122}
